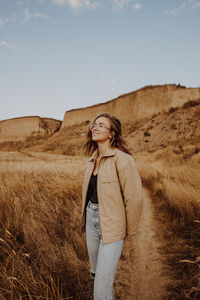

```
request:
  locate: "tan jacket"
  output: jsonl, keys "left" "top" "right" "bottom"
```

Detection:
{"left": 81, "top": 148, "right": 143, "bottom": 244}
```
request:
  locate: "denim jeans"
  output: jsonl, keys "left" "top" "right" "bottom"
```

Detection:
{"left": 86, "top": 200, "right": 124, "bottom": 300}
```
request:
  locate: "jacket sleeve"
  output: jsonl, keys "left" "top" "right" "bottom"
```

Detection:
{"left": 116, "top": 155, "right": 143, "bottom": 237}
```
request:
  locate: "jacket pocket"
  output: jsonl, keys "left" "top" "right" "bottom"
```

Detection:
{"left": 102, "top": 176, "right": 119, "bottom": 183}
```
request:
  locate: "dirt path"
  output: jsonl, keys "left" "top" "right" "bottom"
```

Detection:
{"left": 115, "top": 188, "right": 171, "bottom": 300}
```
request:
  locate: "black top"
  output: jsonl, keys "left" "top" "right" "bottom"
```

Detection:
{"left": 86, "top": 173, "right": 98, "bottom": 205}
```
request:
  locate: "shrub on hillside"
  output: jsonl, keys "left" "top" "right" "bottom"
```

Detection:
{"left": 144, "top": 131, "right": 151, "bottom": 137}
{"left": 182, "top": 99, "right": 200, "bottom": 109}
{"left": 171, "top": 123, "right": 177, "bottom": 130}
{"left": 168, "top": 107, "right": 179, "bottom": 114}
{"left": 183, "top": 146, "right": 200, "bottom": 159}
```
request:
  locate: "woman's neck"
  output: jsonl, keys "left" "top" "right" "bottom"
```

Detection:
{"left": 97, "top": 141, "right": 111, "bottom": 157}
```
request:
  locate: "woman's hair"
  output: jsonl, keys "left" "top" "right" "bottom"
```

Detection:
{"left": 83, "top": 113, "right": 132, "bottom": 156}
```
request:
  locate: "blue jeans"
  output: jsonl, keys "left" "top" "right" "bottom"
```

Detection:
{"left": 86, "top": 201, "right": 124, "bottom": 300}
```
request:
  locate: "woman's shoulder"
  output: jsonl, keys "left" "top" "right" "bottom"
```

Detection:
{"left": 114, "top": 148, "right": 135, "bottom": 167}
{"left": 115, "top": 148, "right": 133, "bottom": 160}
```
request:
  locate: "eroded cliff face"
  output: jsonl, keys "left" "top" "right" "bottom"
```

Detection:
{"left": 61, "top": 85, "right": 200, "bottom": 128}
{"left": 0, "top": 116, "right": 61, "bottom": 142}
{"left": 1, "top": 85, "right": 199, "bottom": 145}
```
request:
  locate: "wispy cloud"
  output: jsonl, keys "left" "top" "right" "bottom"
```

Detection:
{"left": 110, "top": 78, "right": 118, "bottom": 93}
{"left": 0, "top": 13, "right": 17, "bottom": 27}
{"left": 52, "top": 0, "right": 101, "bottom": 10}
{"left": 0, "top": 40, "right": 17, "bottom": 50}
{"left": 112, "top": 0, "right": 131, "bottom": 11}
{"left": 0, "top": 39, "right": 30, "bottom": 53}
{"left": 112, "top": 0, "right": 142, "bottom": 12}
{"left": 18, "top": 0, "right": 45, "bottom": 4}
{"left": 133, "top": 2, "right": 142, "bottom": 10}
{"left": 164, "top": 0, "right": 200, "bottom": 15}
{"left": 23, "top": 8, "right": 49, "bottom": 23}
{"left": 192, "top": 1, "right": 200, "bottom": 8}
{"left": 0, "top": 17, "right": 4, "bottom": 26}
{"left": 5, "top": 13, "right": 17, "bottom": 23}
{"left": 52, "top": 0, "right": 68, "bottom": 5}
{"left": 24, "top": 8, "right": 31, "bottom": 23}
{"left": 164, "top": 2, "right": 186, "bottom": 15}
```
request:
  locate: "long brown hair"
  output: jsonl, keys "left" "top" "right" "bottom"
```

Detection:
{"left": 83, "top": 113, "right": 132, "bottom": 156}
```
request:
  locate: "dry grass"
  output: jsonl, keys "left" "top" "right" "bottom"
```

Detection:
{"left": 0, "top": 153, "right": 91, "bottom": 299}
{"left": 0, "top": 149, "right": 199, "bottom": 299}
{"left": 138, "top": 152, "right": 200, "bottom": 300}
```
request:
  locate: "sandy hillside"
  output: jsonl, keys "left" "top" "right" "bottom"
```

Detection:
{"left": 0, "top": 116, "right": 61, "bottom": 142}
{"left": 0, "top": 84, "right": 200, "bottom": 155}
{"left": 13, "top": 97, "right": 199, "bottom": 158}
{"left": 62, "top": 84, "right": 200, "bottom": 127}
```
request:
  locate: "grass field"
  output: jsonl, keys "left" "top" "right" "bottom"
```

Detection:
{"left": 0, "top": 149, "right": 199, "bottom": 299}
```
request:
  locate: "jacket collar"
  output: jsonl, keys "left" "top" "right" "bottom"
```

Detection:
{"left": 88, "top": 148, "right": 117, "bottom": 162}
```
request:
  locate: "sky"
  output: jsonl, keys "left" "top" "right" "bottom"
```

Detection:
{"left": 0, "top": 0, "right": 200, "bottom": 121}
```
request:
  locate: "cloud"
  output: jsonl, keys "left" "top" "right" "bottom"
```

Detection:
{"left": 24, "top": 8, "right": 32, "bottom": 23}
{"left": 0, "top": 39, "right": 30, "bottom": 53}
{"left": 192, "top": 1, "right": 200, "bottom": 8}
{"left": 51, "top": 0, "right": 141, "bottom": 12}
{"left": 5, "top": 13, "right": 17, "bottom": 23}
{"left": 0, "top": 13, "right": 17, "bottom": 26}
{"left": 0, "top": 40, "right": 17, "bottom": 50}
{"left": 133, "top": 2, "right": 142, "bottom": 10}
{"left": 33, "top": 12, "right": 49, "bottom": 19}
{"left": 52, "top": 0, "right": 100, "bottom": 10}
{"left": 23, "top": 8, "right": 49, "bottom": 23}
{"left": 164, "top": 0, "right": 200, "bottom": 15}
{"left": 112, "top": 0, "right": 142, "bottom": 12}
{"left": 164, "top": 2, "right": 187, "bottom": 15}
{"left": 112, "top": 0, "right": 132, "bottom": 11}
{"left": 164, "top": 8, "right": 181, "bottom": 15}
{"left": 0, "top": 17, "right": 4, "bottom": 26}
{"left": 52, "top": 0, "right": 68, "bottom": 5}
{"left": 180, "top": 3, "right": 187, "bottom": 9}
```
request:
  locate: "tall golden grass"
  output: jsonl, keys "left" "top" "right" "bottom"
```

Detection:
{"left": 139, "top": 151, "right": 200, "bottom": 299}
{"left": 0, "top": 150, "right": 199, "bottom": 299}
{"left": 0, "top": 153, "right": 91, "bottom": 299}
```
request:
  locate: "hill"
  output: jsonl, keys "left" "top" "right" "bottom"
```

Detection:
{"left": 0, "top": 116, "right": 61, "bottom": 151}
{"left": 62, "top": 84, "right": 200, "bottom": 128}
{"left": 127, "top": 99, "right": 200, "bottom": 154}
{"left": 26, "top": 98, "right": 200, "bottom": 157}
{"left": 0, "top": 84, "right": 199, "bottom": 155}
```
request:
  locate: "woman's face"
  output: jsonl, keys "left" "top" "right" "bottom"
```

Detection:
{"left": 91, "top": 117, "right": 112, "bottom": 143}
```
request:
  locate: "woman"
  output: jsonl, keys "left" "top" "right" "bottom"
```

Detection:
{"left": 81, "top": 113, "right": 143, "bottom": 300}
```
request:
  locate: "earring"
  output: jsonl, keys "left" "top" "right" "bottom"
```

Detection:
{"left": 110, "top": 136, "right": 114, "bottom": 146}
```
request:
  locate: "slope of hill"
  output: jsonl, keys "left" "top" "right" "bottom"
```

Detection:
{"left": 0, "top": 116, "right": 61, "bottom": 143}
{"left": 127, "top": 99, "right": 200, "bottom": 154}
{"left": 0, "top": 85, "right": 199, "bottom": 155}
{"left": 62, "top": 84, "right": 200, "bottom": 128}
{"left": 0, "top": 116, "right": 61, "bottom": 151}
{"left": 27, "top": 98, "right": 200, "bottom": 157}
{"left": 27, "top": 120, "right": 89, "bottom": 155}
